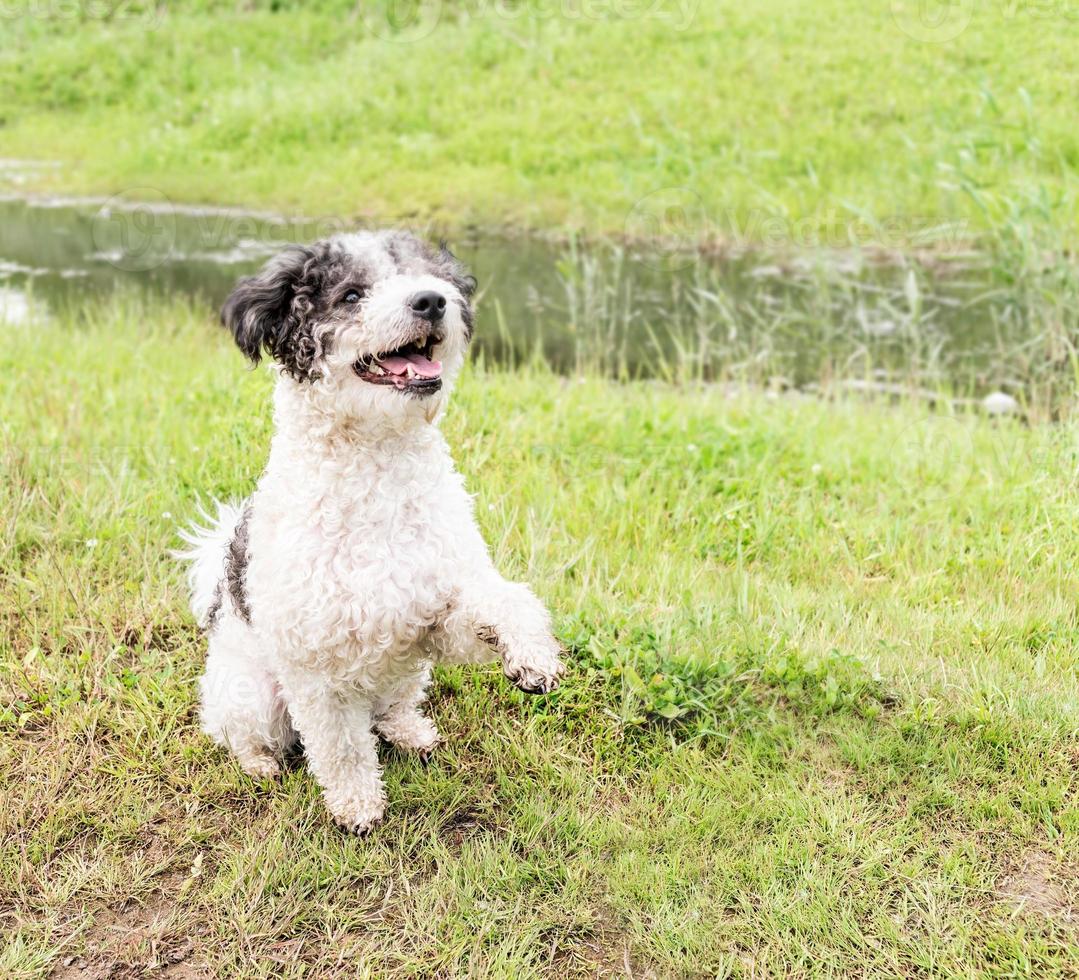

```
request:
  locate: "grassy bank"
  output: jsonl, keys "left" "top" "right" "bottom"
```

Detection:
{"left": 4, "top": 1, "right": 1079, "bottom": 244}
{"left": 0, "top": 296, "right": 1077, "bottom": 976}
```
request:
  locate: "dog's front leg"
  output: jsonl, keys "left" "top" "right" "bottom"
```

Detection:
{"left": 435, "top": 575, "right": 565, "bottom": 694}
{"left": 282, "top": 677, "right": 385, "bottom": 832}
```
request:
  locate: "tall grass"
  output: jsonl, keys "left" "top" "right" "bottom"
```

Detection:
{"left": 469, "top": 223, "right": 1079, "bottom": 419}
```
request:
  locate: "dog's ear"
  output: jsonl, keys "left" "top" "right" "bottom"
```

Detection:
{"left": 221, "top": 246, "right": 322, "bottom": 381}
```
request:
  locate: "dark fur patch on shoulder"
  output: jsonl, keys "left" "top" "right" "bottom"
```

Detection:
{"left": 225, "top": 505, "right": 253, "bottom": 625}
{"left": 205, "top": 581, "right": 224, "bottom": 631}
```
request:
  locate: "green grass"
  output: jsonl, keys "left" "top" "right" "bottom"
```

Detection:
{"left": 1, "top": 295, "right": 1077, "bottom": 976}
{"left": 3, "top": 1, "right": 1079, "bottom": 244}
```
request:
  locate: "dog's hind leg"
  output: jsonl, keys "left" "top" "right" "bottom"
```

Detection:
{"left": 199, "top": 617, "right": 293, "bottom": 779}
{"left": 373, "top": 663, "right": 439, "bottom": 761}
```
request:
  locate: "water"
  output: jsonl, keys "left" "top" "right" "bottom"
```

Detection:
{"left": 0, "top": 193, "right": 1060, "bottom": 404}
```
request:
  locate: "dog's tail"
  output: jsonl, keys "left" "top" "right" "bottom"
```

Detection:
{"left": 173, "top": 499, "right": 247, "bottom": 629}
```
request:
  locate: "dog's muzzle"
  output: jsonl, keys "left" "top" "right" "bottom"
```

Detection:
{"left": 353, "top": 328, "right": 445, "bottom": 395}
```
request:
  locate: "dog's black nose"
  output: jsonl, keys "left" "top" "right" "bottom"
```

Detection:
{"left": 409, "top": 290, "right": 447, "bottom": 322}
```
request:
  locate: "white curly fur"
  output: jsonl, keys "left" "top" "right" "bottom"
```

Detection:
{"left": 179, "top": 232, "right": 564, "bottom": 831}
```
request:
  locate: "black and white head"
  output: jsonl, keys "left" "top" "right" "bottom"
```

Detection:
{"left": 221, "top": 230, "right": 476, "bottom": 421}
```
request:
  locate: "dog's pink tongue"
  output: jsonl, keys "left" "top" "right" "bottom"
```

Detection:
{"left": 377, "top": 352, "right": 442, "bottom": 378}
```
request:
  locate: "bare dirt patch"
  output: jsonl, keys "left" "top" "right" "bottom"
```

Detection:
{"left": 49, "top": 885, "right": 204, "bottom": 980}
{"left": 546, "top": 905, "right": 659, "bottom": 979}
{"left": 996, "top": 850, "right": 1079, "bottom": 928}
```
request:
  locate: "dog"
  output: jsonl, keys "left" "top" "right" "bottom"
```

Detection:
{"left": 178, "top": 231, "right": 565, "bottom": 832}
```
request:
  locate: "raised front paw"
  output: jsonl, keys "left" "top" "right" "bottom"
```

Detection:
{"left": 504, "top": 647, "right": 566, "bottom": 695}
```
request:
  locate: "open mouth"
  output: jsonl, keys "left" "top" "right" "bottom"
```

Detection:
{"left": 353, "top": 335, "right": 443, "bottom": 395}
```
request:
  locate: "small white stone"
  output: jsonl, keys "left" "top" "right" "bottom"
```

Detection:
{"left": 862, "top": 318, "right": 898, "bottom": 337}
{"left": 982, "top": 391, "right": 1019, "bottom": 416}
{"left": 85, "top": 538, "right": 98, "bottom": 548}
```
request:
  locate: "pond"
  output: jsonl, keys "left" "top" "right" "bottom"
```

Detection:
{"left": 0, "top": 193, "right": 1070, "bottom": 411}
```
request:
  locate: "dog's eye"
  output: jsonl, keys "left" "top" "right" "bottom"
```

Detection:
{"left": 342, "top": 289, "right": 363, "bottom": 304}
